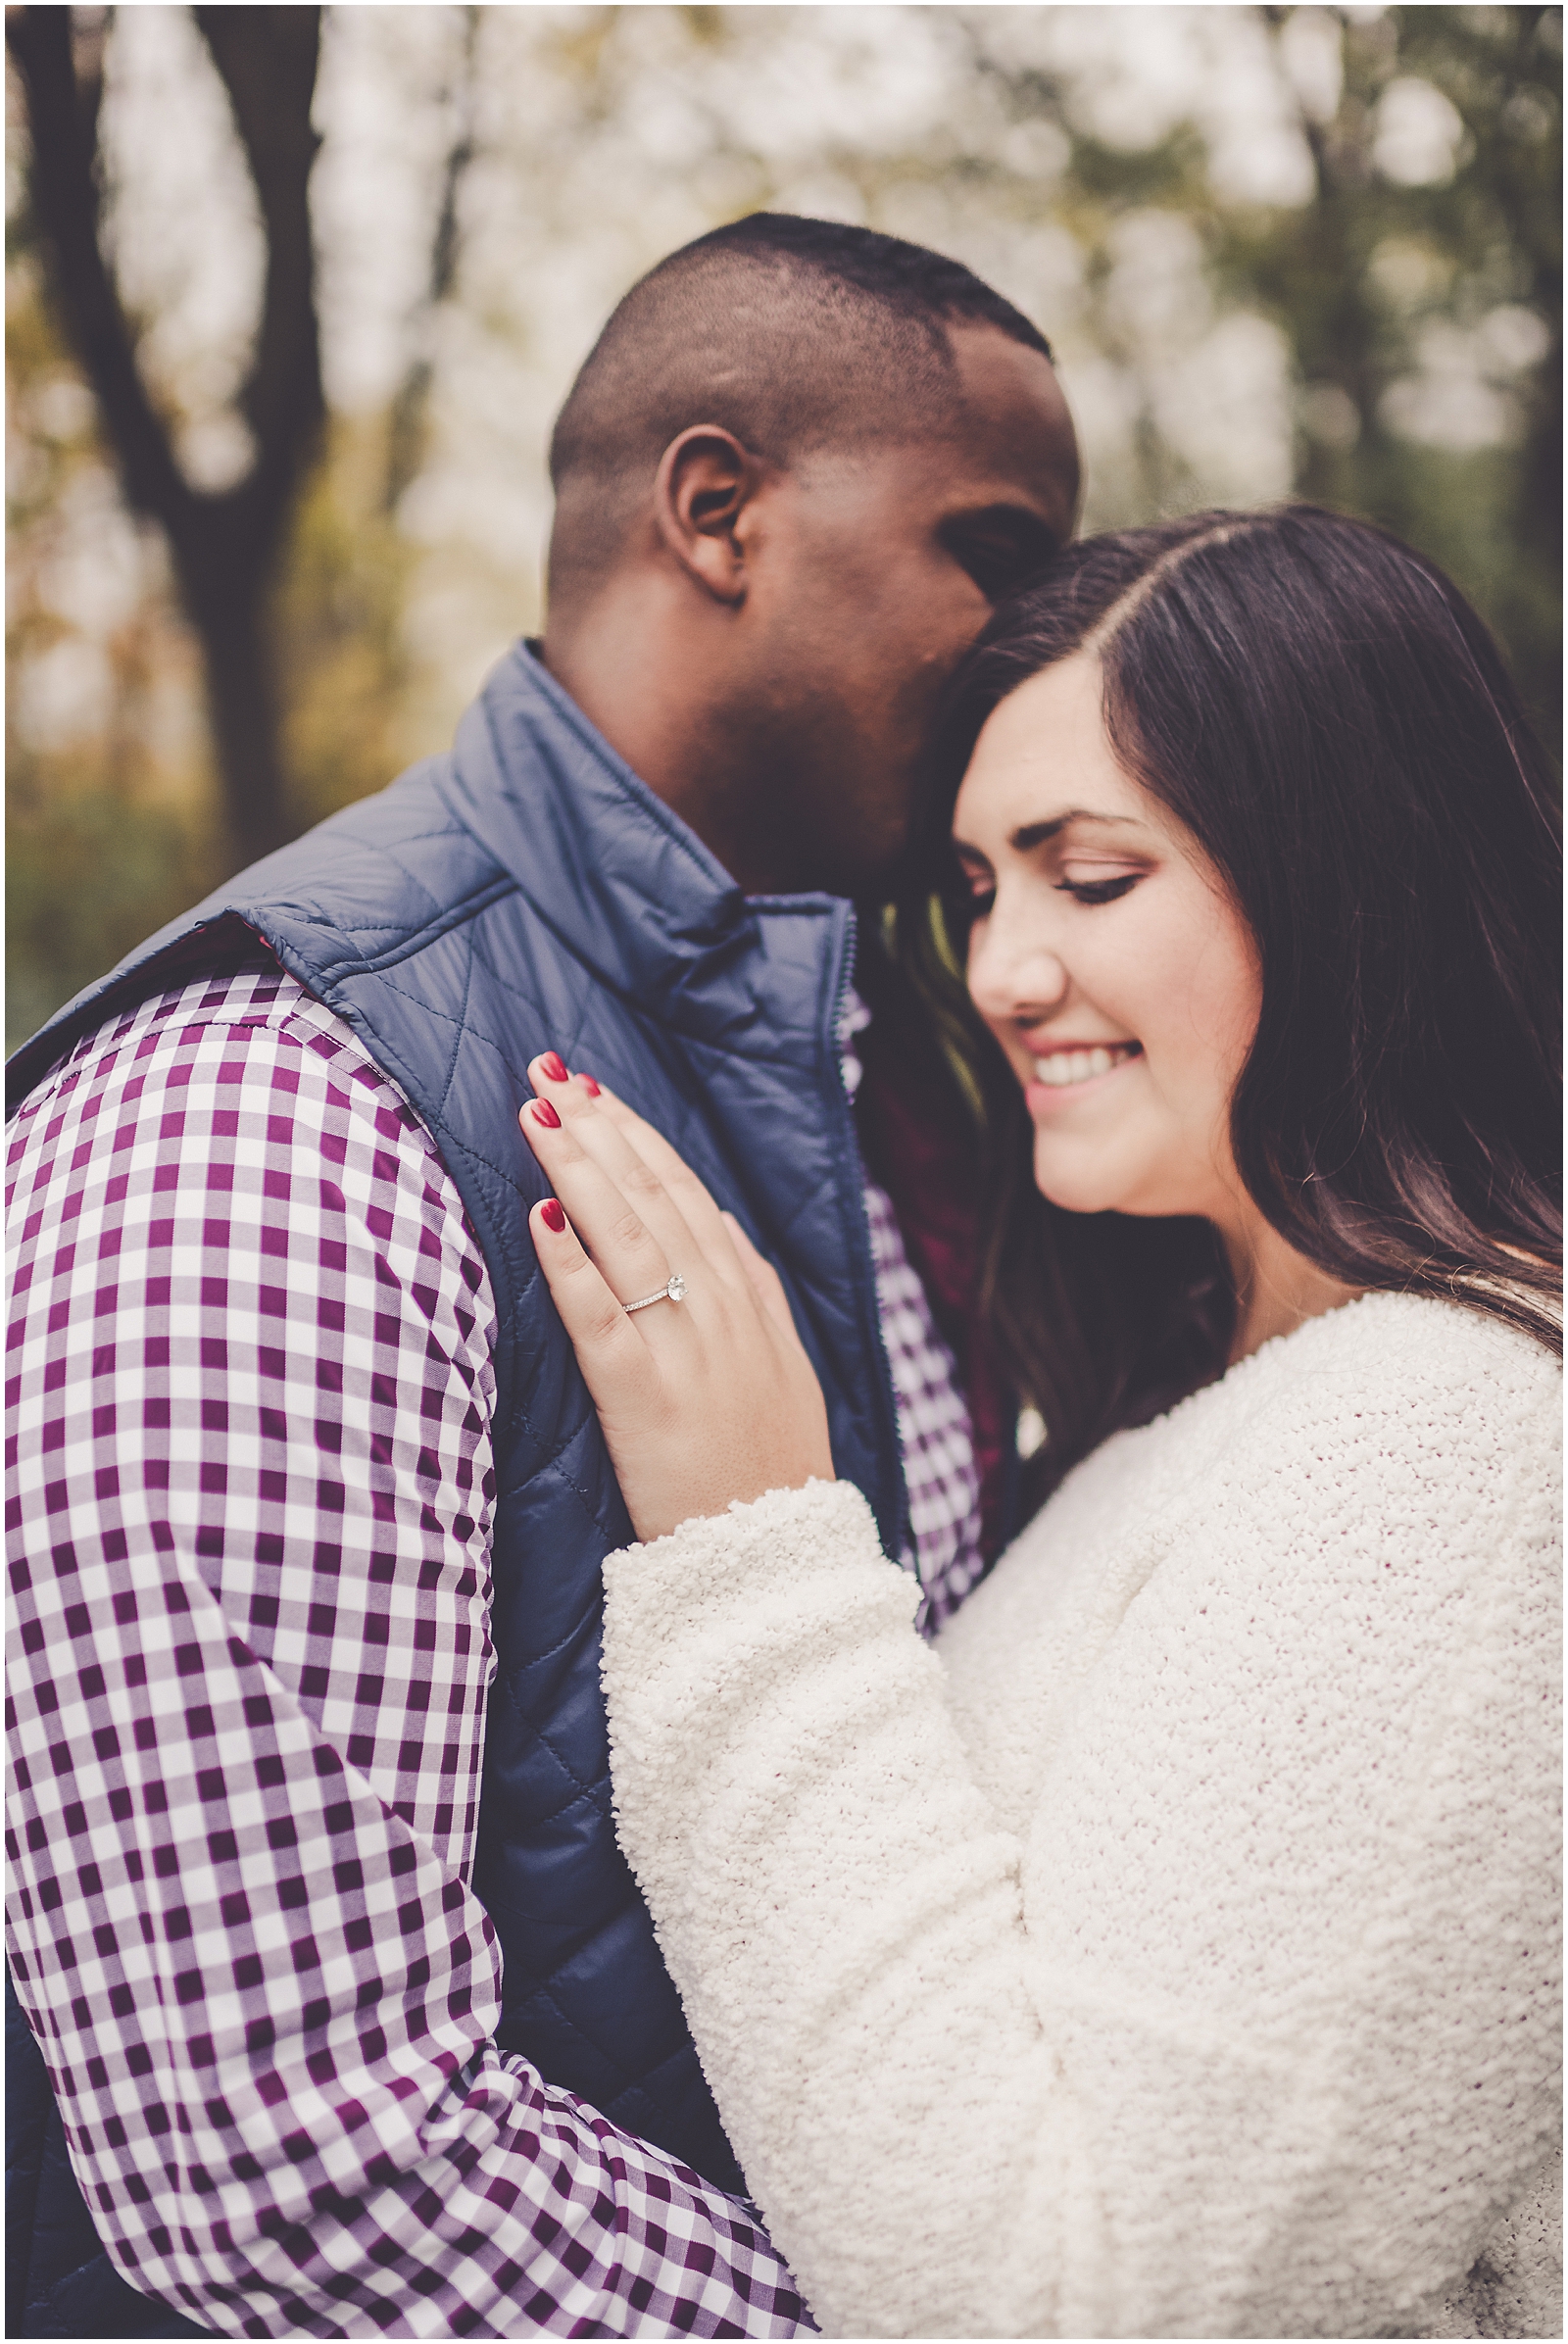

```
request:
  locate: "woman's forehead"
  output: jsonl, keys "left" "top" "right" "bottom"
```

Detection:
{"left": 955, "top": 659, "right": 1147, "bottom": 838}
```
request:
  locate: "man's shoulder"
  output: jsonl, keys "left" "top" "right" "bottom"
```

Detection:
{"left": 6, "top": 961, "right": 495, "bottom": 1339}
{"left": 13, "top": 961, "right": 383, "bottom": 1124}
{"left": 3, "top": 960, "right": 464, "bottom": 1237}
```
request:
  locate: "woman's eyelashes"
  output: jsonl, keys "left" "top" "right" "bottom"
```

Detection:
{"left": 1054, "top": 872, "right": 1141, "bottom": 905}
{"left": 957, "top": 849, "right": 1148, "bottom": 917}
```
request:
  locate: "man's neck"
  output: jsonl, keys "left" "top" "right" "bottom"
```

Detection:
{"left": 538, "top": 608, "right": 803, "bottom": 896}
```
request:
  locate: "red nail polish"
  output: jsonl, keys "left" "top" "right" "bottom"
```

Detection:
{"left": 539, "top": 1050, "right": 568, "bottom": 1083}
{"left": 578, "top": 1075, "right": 601, "bottom": 1098}
{"left": 531, "top": 1098, "right": 562, "bottom": 1129}
{"left": 540, "top": 1197, "right": 565, "bottom": 1233}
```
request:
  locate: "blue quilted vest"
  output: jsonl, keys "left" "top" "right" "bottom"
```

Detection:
{"left": 6, "top": 644, "right": 908, "bottom": 2333}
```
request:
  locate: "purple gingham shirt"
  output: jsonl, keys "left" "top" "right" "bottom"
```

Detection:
{"left": 6, "top": 962, "right": 980, "bottom": 2337}
{"left": 838, "top": 994, "right": 983, "bottom": 1634}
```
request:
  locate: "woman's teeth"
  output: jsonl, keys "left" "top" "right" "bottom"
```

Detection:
{"left": 1033, "top": 1044, "right": 1139, "bottom": 1088}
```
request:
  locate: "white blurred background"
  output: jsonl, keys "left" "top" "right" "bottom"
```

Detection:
{"left": 8, "top": 4, "right": 1560, "bottom": 1043}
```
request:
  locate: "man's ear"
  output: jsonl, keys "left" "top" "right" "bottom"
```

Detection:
{"left": 654, "top": 426, "right": 769, "bottom": 607}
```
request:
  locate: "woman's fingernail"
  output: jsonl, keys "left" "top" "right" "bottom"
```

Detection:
{"left": 577, "top": 1074, "right": 602, "bottom": 1098}
{"left": 540, "top": 1197, "right": 566, "bottom": 1234}
{"left": 539, "top": 1050, "right": 568, "bottom": 1083}
{"left": 530, "top": 1099, "right": 562, "bottom": 1129}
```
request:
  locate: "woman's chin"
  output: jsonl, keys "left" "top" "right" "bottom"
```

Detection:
{"left": 1031, "top": 1152, "right": 1128, "bottom": 1218}
{"left": 1030, "top": 1139, "right": 1182, "bottom": 1221}
{"left": 1028, "top": 1100, "right": 1230, "bottom": 1222}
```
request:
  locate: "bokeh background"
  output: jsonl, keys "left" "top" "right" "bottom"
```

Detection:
{"left": 8, "top": 3, "right": 1561, "bottom": 1051}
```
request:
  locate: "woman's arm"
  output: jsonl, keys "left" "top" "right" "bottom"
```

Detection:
{"left": 518, "top": 1075, "right": 1560, "bottom": 2340}
{"left": 602, "top": 1335, "right": 1560, "bottom": 2339}
{"left": 604, "top": 1478, "right": 1062, "bottom": 2338}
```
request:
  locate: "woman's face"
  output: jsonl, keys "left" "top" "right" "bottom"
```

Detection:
{"left": 954, "top": 651, "right": 1261, "bottom": 1227}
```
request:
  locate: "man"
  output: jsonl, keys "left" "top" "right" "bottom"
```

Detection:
{"left": 7, "top": 215, "right": 1079, "bottom": 2336}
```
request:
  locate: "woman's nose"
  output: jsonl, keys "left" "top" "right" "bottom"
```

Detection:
{"left": 966, "top": 912, "right": 1069, "bottom": 1026}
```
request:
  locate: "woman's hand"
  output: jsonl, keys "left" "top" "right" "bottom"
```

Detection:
{"left": 517, "top": 1054, "right": 835, "bottom": 1542}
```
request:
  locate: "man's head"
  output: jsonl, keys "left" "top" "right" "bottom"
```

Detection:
{"left": 541, "top": 214, "right": 1080, "bottom": 898}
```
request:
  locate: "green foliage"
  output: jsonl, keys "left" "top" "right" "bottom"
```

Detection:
{"left": 956, "top": 4, "right": 1560, "bottom": 737}
{"left": 3, "top": 410, "right": 418, "bottom": 1049}
{"left": 1220, "top": 6, "right": 1562, "bottom": 741}
{"left": 6, "top": 201, "right": 215, "bottom": 1048}
{"left": 6, "top": 787, "right": 214, "bottom": 1052}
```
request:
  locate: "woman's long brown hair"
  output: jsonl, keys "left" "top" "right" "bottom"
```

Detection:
{"left": 897, "top": 507, "right": 1562, "bottom": 1506}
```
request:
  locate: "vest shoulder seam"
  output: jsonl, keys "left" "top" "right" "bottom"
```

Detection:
{"left": 298, "top": 870, "right": 518, "bottom": 982}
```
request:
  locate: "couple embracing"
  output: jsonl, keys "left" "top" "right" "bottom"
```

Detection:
{"left": 7, "top": 215, "right": 1560, "bottom": 2340}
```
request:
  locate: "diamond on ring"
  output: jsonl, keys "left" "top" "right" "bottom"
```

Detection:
{"left": 624, "top": 1273, "right": 686, "bottom": 1314}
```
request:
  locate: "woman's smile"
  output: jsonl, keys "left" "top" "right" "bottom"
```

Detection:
{"left": 1025, "top": 1038, "right": 1143, "bottom": 1101}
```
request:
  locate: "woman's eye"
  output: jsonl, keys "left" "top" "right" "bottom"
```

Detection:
{"left": 1054, "top": 874, "right": 1141, "bottom": 906}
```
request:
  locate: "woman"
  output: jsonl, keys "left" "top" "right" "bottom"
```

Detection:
{"left": 516, "top": 509, "right": 1561, "bottom": 2338}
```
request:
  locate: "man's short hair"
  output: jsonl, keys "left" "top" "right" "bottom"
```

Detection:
{"left": 547, "top": 214, "right": 1054, "bottom": 601}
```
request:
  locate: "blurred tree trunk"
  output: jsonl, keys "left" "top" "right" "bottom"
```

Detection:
{"left": 6, "top": 4, "right": 325, "bottom": 869}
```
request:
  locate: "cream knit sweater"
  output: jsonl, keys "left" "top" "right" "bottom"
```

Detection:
{"left": 601, "top": 1293, "right": 1562, "bottom": 2339}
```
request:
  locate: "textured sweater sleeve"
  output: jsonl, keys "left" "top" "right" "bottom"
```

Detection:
{"left": 601, "top": 1318, "right": 1561, "bottom": 2339}
{"left": 606, "top": 1482, "right": 1045, "bottom": 2338}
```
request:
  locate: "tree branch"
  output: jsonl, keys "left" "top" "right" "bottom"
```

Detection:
{"left": 5, "top": 4, "right": 194, "bottom": 532}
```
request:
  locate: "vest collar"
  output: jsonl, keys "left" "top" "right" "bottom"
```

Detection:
{"left": 443, "top": 642, "right": 842, "bottom": 1050}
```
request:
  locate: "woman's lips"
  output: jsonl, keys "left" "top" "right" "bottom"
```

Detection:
{"left": 1023, "top": 1040, "right": 1143, "bottom": 1108}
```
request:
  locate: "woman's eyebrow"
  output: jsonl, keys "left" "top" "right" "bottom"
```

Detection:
{"left": 1008, "top": 810, "right": 1143, "bottom": 853}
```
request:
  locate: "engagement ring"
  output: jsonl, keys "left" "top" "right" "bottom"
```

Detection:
{"left": 624, "top": 1273, "right": 687, "bottom": 1314}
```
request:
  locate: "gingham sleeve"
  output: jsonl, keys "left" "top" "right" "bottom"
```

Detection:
{"left": 861, "top": 1182, "right": 983, "bottom": 1635}
{"left": 5, "top": 967, "right": 812, "bottom": 2340}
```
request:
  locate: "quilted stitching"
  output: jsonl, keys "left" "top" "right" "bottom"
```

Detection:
{"left": 9, "top": 643, "right": 907, "bottom": 2203}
